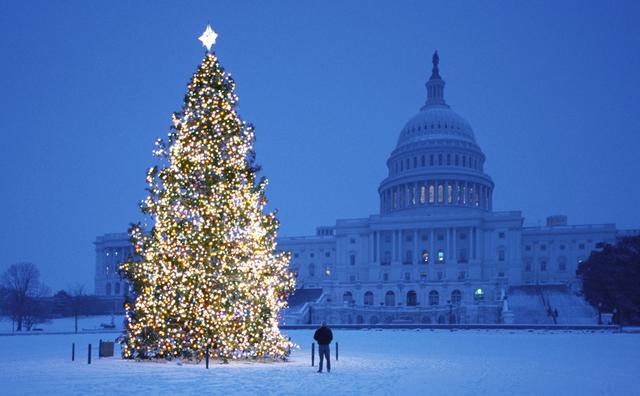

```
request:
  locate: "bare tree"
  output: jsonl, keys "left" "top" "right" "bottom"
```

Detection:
{"left": 22, "top": 283, "right": 51, "bottom": 330}
{"left": 1, "top": 262, "right": 47, "bottom": 331}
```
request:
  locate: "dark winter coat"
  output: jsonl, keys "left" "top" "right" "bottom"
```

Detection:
{"left": 313, "top": 326, "right": 333, "bottom": 345}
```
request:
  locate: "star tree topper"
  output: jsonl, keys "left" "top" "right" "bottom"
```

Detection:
{"left": 198, "top": 24, "right": 218, "bottom": 51}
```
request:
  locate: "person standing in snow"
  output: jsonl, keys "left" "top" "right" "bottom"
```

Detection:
{"left": 313, "top": 321, "right": 333, "bottom": 373}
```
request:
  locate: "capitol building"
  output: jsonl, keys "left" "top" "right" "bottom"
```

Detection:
{"left": 95, "top": 52, "right": 636, "bottom": 325}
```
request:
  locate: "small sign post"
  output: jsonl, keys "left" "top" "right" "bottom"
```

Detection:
{"left": 311, "top": 343, "right": 315, "bottom": 367}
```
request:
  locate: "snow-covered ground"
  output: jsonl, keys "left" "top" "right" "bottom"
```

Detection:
{"left": 1, "top": 327, "right": 638, "bottom": 395}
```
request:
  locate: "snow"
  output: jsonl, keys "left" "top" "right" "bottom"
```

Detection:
{"left": 1, "top": 327, "right": 638, "bottom": 395}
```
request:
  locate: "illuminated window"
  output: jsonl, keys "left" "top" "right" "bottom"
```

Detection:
{"left": 474, "top": 288, "right": 484, "bottom": 301}
{"left": 438, "top": 184, "right": 444, "bottom": 203}
{"left": 469, "top": 187, "right": 474, "bottom": 205}
{"left": 429, "top": 185, "right": 435, "bottom": 203}
{"left": 410, "top": 185, "right": 416, "bottom": 205}
{"left": 437, "top": 249, "right": 445, "bottom": 263}
{"left": 429, "top": 290, "right": 439, "bottom": 305}
{"left": 420, "top": 185, "right": 426, "bottom": 203}
{"left": 447, "top": 184, "right": 453, "bottom": 204}
{"left": 325, "top": 266, "right": 331, "bottom": 277}
{"left": 421, "top": 250, "right": 430, "bottom": 263}
{"left": 456, "top": 185, "right": 461, "bottom": 204}
{"left": 462, "top": 185, "right": 467, "bottom": 204}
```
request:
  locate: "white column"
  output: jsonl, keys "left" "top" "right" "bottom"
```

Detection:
{"left": 453, "top": 227, "right": 457, "bottom": 263}
{"left": 413, "top": 229, "right": 418, "bottom": 264}
{"left": 376, "top": 231, "right": 380, "bottom": 264}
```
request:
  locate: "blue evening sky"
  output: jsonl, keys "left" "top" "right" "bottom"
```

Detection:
{"left": 1, "top": 1, "right": 639, "bottom": 292}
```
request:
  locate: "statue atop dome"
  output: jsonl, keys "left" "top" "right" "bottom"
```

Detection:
{"left": 430, "top": 50, "right": 441, "bottom": 80}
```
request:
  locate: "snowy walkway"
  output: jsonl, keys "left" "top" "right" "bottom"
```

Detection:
{"left": 0, "top": 329, "right": 638, "bottom": 395}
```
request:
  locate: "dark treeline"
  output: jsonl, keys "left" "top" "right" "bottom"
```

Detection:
{"left": 0, "top": 262, "right": 124, "bottom": 332}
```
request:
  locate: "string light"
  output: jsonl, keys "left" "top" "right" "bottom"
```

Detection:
{"left": 120, "top": 38, "right": 295, "bottom": 362}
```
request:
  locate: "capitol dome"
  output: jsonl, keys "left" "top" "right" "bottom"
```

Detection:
{"left": 379, "top": 51, "right": 494, "bottom": 215}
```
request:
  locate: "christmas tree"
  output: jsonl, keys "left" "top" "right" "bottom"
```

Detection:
{"left": 120, "top": 25, "right": 295, "bottom": 361}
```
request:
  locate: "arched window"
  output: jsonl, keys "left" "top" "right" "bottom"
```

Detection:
{"left": 437, "top": 184, "right": 444, "bottom": 203}
{"left": 421, "top": 250, "right": 430, "bottom": 263}
{"left": 343, "top": 291, "right": 353, "bottom": 303}
{"left": 385, "top": 291, "right": 396, "bottom": 306}
{"left": 451, "top": 290, "right": 462, "bottom": 305}
{"left": 114, "top": 282, "right": 120, "bottom": 295}
{"left": 309, "top": 263, "right": 315, "bottom": 277}
{"left": 429, "top": 185, "right": 435, "bottom": 203}
{"left": 420, "top": 185, "right": 426, "bottom": 203}
{"left": 429, "top": 290, "right": 439, "bottom": 305}
{"left": 407, "top": 290, "right": 417, "bottom": 306}
{"left": 364, "top": 291, "right": 374, "bottom": 306}
{"left": 105, "top": 283, "right": 111, "bottom": 296}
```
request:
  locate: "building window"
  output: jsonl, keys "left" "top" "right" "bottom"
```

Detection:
{"left": 429, "top": 290, "right": 439, "bottom": 306}
{"left": 558, "top": 256, "right": 567, "bottom": 271}
{"left": 459, "top": 233, "right": 466, "bottom": 240}
{"left": 579, "top": 243, "right": 585, "bottom": 249}
{"left": 438, "top": 184, "right": 444, "bottom": 203}
{"left": 437, "top": 233, "right": 444, "bottom": 241}
{"left": 350, "top": 238, "right": 356, "bottom": 244}
{"left": 438, "top": 154, "right": 443, "bottom": 165}
{"left": 474, "top": 288, "right": 484, "bottom": 301}
{"left": 421, "top": 155, "right": 425, "bottom": 166}
{"left": 325, "top": 266, "right": 331, "bottom": 277}
{"left": 404, "top": 250, "right": 412, "bottom": 264}
{"left": 393, "top": 191, "right": 398, "bottom": 208}
{"left": 525, "top": 245, "right": 531, "bottom": 251}
{"left": 382, "top": 251, "right": 391, "bottom": 265}
{"left": 560, "top": 244, "right": 565, "bottom": 250}
{"left": 430, "top": 155, "right": 434, "bottom": 166}
{"left": 406, "top": 290, "right": 417, "bottom": 306}
{"left": 382, "top": 273, "right": 389, "bottom": 281}
{"left": 456, "top": 185, "right": 461, "bottom": 204}
{"left": 421, "top": 250, "right": 430, "bottom": 263}
{"left": 429, "top": 185, "right": 435, "bottom": 203}
{"left": 447, "top": 154, "right": 451, "bottom": 165}
{"left": 447, "top": 184, "right": 453, "bottom": 204}
{"left": 455, "top": 154, "right": 459, "bottom": 166}
{"left": 325, "top": 252, "right": 330, "bottom": 257}
{"left": 458, "top": 249, "right": 468, "bottom": 263}
{"left": 349, "top": 275, "right": 356, "bottom": 282}
{"left": 525, "top": 260, "right": 532, "bottom": 272}
{"left": 437, "top": 249, "right": 445, "bottom": 263}
{"left": 114, "top": 282, "right": 120, "bottom": 295}
{"left": 309, "top": 263, "right": 315, "bottom": 277}
{"left": 458, "top": 271, "right": 466, "bottom": 280}
{"left": 437, "top": 271, "right": 444, "bottom": 280}
{"left": 420, "top": 272, "right": 427, "bottom": 280}
{"left": 294, "top": 252, "right": 299, "bottom": 258}
{"left": 420, "top": 185, "right": 426, "bottom": 203}
{"left": 105, "top": 283, "right": 111, "bottom": 296}
{"left": 451, "top": 290, "right": 462, "bottom": 305}
{"left": 499, "top": 232, "right": 505, "bottom": 239}
{"left": 385, "top": 291, "right": 396, "bottom": 306}
{"left": 540, "top": 245, "right": 546, "bottom": 251}
{"left": 498, "top": 249, "right": 505, "bottom": 262}
{"left": 364, "top": 291, "right": 374, "bottom": 305}
{"left": 498, "top": 271, "right": 505, "bottom": 277}
{"left": 343, "top": 291, "right": 353, "bottom": 303}
{"left": 350, "top": 254, "right": 356, "bottom": 265}
{"left": 540, "top": 260, "right": 547, "bottom": 272}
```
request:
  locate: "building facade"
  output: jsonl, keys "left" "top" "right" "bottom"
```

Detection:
{"left": 94, "top": 52, "right": 637, "bottom": 325}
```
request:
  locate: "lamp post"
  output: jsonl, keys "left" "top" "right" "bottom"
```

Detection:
{"left": 598, "top": 302, "right": 602, "bottom": 325}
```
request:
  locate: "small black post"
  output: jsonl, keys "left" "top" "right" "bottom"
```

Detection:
{"left": 311, "top": 342, "right": 315, "bottom": 367}
{"left": 88, "top": 344, "right": 92, "bottom": 365}
{"left": 72, "top": 343, "right": 75, "bottom": 361}
{"left": 99, "top": 339, "right": 102, "bottom": 359}
{"left": 205, "top": 347, "right": 210, "bottom": 369}
{"left": 336, "top": 342, "right": 339, "bottom": 361}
